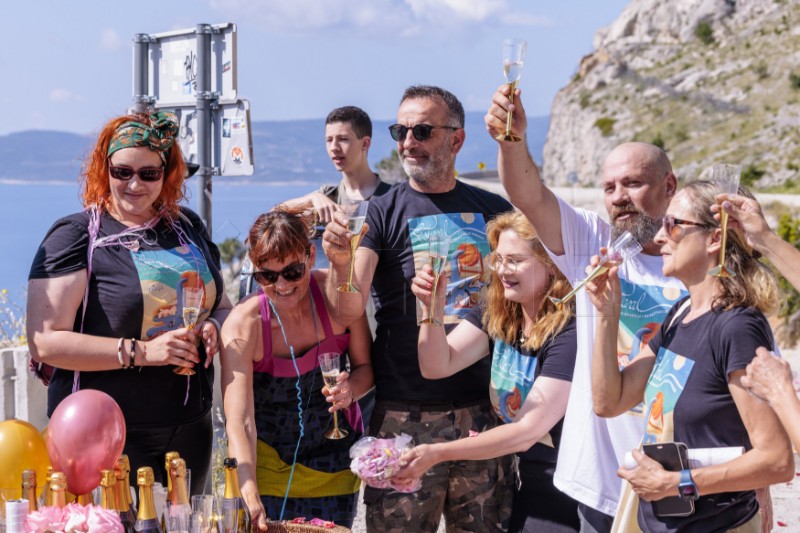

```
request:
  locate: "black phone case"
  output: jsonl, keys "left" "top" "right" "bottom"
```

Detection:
{"left": 642, "top": 442, "right": 695, "bottom": 518}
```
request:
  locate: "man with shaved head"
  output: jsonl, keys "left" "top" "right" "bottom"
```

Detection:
{"left": 486, "top": 86, "right": 685, "bottom": 532}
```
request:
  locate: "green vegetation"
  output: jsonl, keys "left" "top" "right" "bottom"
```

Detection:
{"left": 776, "top": 214, "right": 800, "bottom": 346}
{"left": 377, "top": 149, "right": 408, "bottom": 183}
{"left": 651, "top": 132, "right": 666, "bottom": 150}
{"left": 740, "top": 164, "right": 766, "bottom": 187}
{"left": 754, "top": 62, "right": 769, "bottom": 80}
{"left": 579, "top": 91, "right": 591, "bottom": 109}
{"left": 789, "top": 72, "right": 800, "bottom": 89}
{"left": 695, "top": 21, "right": 715, "bottom": 45}
{"left": 594, "top": 117, "right": 616, "bottom": 137}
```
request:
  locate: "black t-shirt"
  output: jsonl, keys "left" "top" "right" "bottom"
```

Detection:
{"left": 29, "top": 208, "right": 223, "bottom": 429}
{"left": 640, "top": 300, "right": 772, "bottom": 532}
{"left": 465, "top": 307, "right": 577, "bottom": 474}
{"left": 360, "top": 180, "right": 512, "bottom": 403}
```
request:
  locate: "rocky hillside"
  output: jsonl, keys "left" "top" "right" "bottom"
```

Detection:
{"left": 543, "top": 0, "right": 800, "bottom": 189}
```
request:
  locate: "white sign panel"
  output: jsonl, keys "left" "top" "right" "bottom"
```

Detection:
{"left": 147, "top": 23, "right": 237, "bottom": 107}
{"left": 158, "top": 99, "right": 253, "bottom": 177}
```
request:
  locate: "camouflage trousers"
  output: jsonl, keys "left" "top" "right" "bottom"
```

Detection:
{"left": 364, "top": 400, "right": 514, "bottom": 533}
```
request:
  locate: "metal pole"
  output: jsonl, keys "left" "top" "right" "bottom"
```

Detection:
{"left": 196, "top": 24, "right": 214, "bottom": 236}
{"left": 132, "top": 34, "right": 151, "bottom": 111}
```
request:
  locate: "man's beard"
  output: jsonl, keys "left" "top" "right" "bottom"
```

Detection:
{"left": 610, "top": 205, "right": 661, "bottom": 245}
{"left": 400, "top": 144, "right": 451, "bottom": 188}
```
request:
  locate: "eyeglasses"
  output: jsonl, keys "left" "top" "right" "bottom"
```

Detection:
{"left": 661, "top": 215, "right": 714, "bottom": 239}
{"left": 252, "top": 262, "right": 307, "bottom": 285}
{"left": 487, "top": 253, "right": 535, "bottom": 274}
{"left": 388, "top": 124, "right": 459, "bottom": 142}
{"left": 109, "top": 164, "right": 165, "bottom": 182}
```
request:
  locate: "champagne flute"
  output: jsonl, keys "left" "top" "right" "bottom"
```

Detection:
{"left": 174, "top": 284, "right": 204, "bottom": 376}
{"left": 495, "top": 38, "right": 527, "bottom": 142}
{"left": 707, "top": 164, "right": 741, "bottom": 278}
{"left": 419, "top": 230, "right": 451, "bottom": 326}
{"left": 318, "top": 352, "right": 349, "bottom": 440}
{"left": 549, "top": 231, "right": 643, "bottom": 308}
{"left": 337, "top": 200, "right": 369, "bottom": 293}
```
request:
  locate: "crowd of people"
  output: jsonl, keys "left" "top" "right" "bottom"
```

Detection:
{"left": 25, "top": 82, "right": 800, "bottom": 533}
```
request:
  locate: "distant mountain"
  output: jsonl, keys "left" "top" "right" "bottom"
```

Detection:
{"left": 0, "top": 112, "right": 549, "bottom": 184}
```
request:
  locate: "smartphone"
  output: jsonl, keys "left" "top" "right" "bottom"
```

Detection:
{"left": 642, "top": 442, "right": 695, "bottom": 517}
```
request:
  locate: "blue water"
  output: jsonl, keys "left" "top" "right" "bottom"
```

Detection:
{"left": 0, "top": 180, "right": 316, "bottom": 308}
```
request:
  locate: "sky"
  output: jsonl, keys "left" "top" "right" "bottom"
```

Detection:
{"left": 0, "top": 0, "right": 630, "bottom": 136}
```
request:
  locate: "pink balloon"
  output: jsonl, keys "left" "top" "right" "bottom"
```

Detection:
{"left": 46, "top": 390, "right": 126, "bottom": 495}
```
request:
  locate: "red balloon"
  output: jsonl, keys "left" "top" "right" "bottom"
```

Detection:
{"left": 46, "top": 390, "right": 126, "bottom": 495}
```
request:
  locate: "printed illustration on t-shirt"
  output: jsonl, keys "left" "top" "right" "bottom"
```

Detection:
{"left": 642, "top": 347, "right": 695, "bottom": 444}
{"left": 130, "top": 243, "right": 216, "bottom": 340}
{"left": 617, "top": 279, "right": 686, "bottom": 415}
{"left": 490, "top": 339, "right": 555, "bottom": 447}
{"left": 409, "top": 213, "right": 491, "bottom": 323}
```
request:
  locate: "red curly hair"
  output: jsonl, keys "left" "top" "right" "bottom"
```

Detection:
{"left": 81, "top": 114, "right": 187, "bottom": 220}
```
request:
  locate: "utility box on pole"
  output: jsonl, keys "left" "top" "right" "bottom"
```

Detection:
{"left": 131, "top": 22, "right": 254, "bottom": 236}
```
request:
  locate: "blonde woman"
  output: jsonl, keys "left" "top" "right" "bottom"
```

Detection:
{"left": 398, "top": 211, "right": 579, "bottom": 532}
{"left": 588, "top": 181, "right": 793, "bottom": 532}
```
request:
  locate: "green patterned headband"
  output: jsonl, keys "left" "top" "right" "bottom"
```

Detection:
{"left": 107, "top": 111, "right": 179, "bottom": 162}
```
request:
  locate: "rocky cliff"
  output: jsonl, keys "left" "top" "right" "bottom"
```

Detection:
{"left": 542, "top": 0, "right": 800, "bottom": 188}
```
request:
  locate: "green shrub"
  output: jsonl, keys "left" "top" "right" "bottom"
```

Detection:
{"left": 740, "top": 164, "right": 766, "bottom": 187}
{"left": 651, "top": 132, "right": 666, "bottom": 150}
{"left": 695, "top": 21, "right": 715, "bottom": 45}
{"left": 754, "top": 62, "right": 769, "bottom": 80}
{"left": 594, "top": 117, "right": 616, "bottom": 137}
{"left": 776, "top": 214, "right": 800, "bottom": 346}
{"left": 789, "top": 72, "right": 800, "bottom": 90}
{"left": 579, "top": 91, "right": 591, "bottom": 109}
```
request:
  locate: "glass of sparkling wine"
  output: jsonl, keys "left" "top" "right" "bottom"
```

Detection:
{"left": 419, "top": 230, "right": 451, "bottom": 325}
{"left": 495, "top": 38, "right": 527, "bottom": 142}
{"left": 319, "top": 352, "right": 349, "bottom": 440}
{"left": 549, "top": 231, "right": 643, "bottom": 308}
{"left": 708, "top": 164, "right": 741, "bottom": 278}
{"left": 174, "top": 284, "right": 204, "bottom": 376}
{"left": 338, "top": 200, "right": 369, "bottom": 293}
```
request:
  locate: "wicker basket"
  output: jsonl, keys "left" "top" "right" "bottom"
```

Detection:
{"left": 264, "top": 520, "right": 351, "bottom": 533}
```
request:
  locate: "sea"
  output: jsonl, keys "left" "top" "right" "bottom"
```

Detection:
{"left": 0, "top": 179, "right": 318, "bottom": 309}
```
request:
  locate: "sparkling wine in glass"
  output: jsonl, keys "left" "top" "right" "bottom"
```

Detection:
{"left": 419, "top": 230, "right": 451, "bottom": 326}
{"left": 495, "top": 38, "right": 527, "bottom": 143}
{"left": 174, "top": 284, "right": 204, "bottom": 376}
{"left": 707, "top": 164, "right": 741, "bottom": 278}
{"left": 549, "top": 231, "right": 643, "bottom": 308}
{"left": 318, "top": 352, "right": 349, "bottom": 440}
{"left": 338, "top": 200, "right": 369, "bottom": 293}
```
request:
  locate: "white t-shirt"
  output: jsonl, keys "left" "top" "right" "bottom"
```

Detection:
{"left": 548, "top": 196, "right": 686, "bottom": 516}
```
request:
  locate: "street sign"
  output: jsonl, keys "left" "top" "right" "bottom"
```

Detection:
{"left": 144, "top": 23, "right": 238, "bottom": 107}
{"left": 158, "top": 99, "right": 253, "bottom": 177}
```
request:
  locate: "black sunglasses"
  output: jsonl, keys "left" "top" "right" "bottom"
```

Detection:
{"left": 109, "top": 164, "right": 165, "bottom": 182}
{"left": 252, "top": 262, "right": 307, "bottom": 285}
{"left": 661, "top": 215, "right": 714, "bottom": 239}
{"left": 388, "top": 124, "right": 459, "bottom": 142}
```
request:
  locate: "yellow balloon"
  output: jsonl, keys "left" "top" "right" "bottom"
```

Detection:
{"left": 0, "top": 419, "right": 51, "bottom": 500}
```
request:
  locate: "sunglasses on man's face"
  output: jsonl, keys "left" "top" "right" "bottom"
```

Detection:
{"left": 252, "top": 262, "right": 307, "bottom": 285}
{"left": 388, "top": 123, "right": 459, "bottom": 143}
{"left": 109, "top": 164, "right": 165, "bottom": 182}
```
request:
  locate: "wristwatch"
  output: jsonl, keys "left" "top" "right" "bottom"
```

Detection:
{"left": 678, "top": 469, "right": 699, "bottom": 501}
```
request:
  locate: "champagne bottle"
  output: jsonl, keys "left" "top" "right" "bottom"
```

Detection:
{"left": 167, "top": 458, "right": 191, "bottom": 533}
{"left": 21, "top": 469, "right": 38, "bottom": 512}
{"left": 115, "top": 456, "right": 137, "bottom": 533}
{"left": 100, "top": 470, "right": 117, "bottom": 511}
{"left": 223, "top": 458, "right": 251, "bottom": 533}
{"left": 75, "top": 492, "right": 94, "bottom": 506}
{"left": 39, "top": 466, "right": 53, "bottom": 508}
{"left": 163, "top": 452, "right": 180, "bottom": 502}
{"left": 50, "top": 472, "right": 67, "bottom": 508}
{"left": 135, "top": 467, "right": 164, "bottom": 533}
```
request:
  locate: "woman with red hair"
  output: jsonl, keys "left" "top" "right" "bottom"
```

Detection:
{"left": 27, "top": 111, "right": 231, "bottom": 494}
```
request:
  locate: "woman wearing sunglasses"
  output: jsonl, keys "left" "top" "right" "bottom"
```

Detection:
{"left": 27, "top": 112, "right": 232, "bottom": 494}
{"left": 220, "top": 206, "right": 373, "bottom": 530}
{"left": 397, "top": 211, "right": 580, "bottom": 532}
{"left": 587, "top": 181, "right": 793, "bottom": 532}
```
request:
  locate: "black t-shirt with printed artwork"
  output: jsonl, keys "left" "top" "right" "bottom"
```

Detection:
{"left": 29, "top": 208, "right": 223, "bottom": 429}
{"left": 641, "top": 299, "right": 773, "bottom": 533}
{"left": 465, "top": 307, "right": 577, "bottom": 473}
{"left": 360, "top": 181, "right": 512, "bottom": 403}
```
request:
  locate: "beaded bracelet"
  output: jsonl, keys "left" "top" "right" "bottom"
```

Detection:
{"left": 129, "top": 338, "right": 136, "bottom": 369}
{"left": 117, "top": 338, "right": 125, "bottom": 368}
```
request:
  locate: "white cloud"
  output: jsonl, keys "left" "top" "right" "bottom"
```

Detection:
{"left": 209, "top": 0, "right": 550, "bottom": 37}
{"left": 49, "top": 89, "right": 85, "bottom": 103}
{"left": 99, "top": 29, "right": 126, "bottom": 52}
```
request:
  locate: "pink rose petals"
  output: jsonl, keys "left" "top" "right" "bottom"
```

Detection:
{"left": 350, "top": 434, "right": 422, "bottom": 493}
{"left": 25, "top": 504, "right": 123, "bottom": 533}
